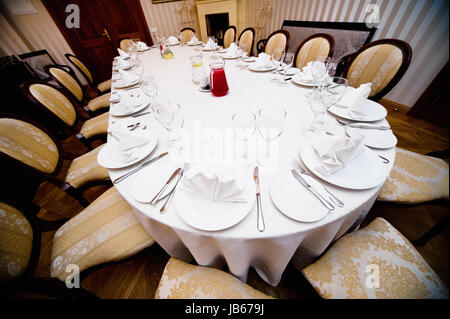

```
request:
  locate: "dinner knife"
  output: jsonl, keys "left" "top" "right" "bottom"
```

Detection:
{"left": 150, "top": 167, "right": 181, "bottom": 205}
{"left": 253, "top": 167, "right": 265, "bottom": 232}
{"left": 112, "top": 152, "right": 168, "bottom": 184}
{"left": 347, "top": 124, "right": 391, "bottom": 130}
{"left": 291, "top": 170, "right": 335, "bottom": 211}
{"left": 160, "top": 169, "right": 184, "bottom": 214}
{"left": 132, "top": 111, "right": 152, "bottom": 118}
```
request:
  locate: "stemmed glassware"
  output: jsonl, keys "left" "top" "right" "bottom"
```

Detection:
{"left": 210, "top": 36, "right": 219, "bottom": 60}
{"left": 154, "top": 101, "right": 184, "bottom": 147}
{"left": 131, "top": 58, "right": 144, "bottom": 77}
{"left": 141, "top": 75, "right": 158, "bottom": 104}
{"left": 270, "top": 48, "right": 284, "bottom": 83}
{"left": 279, "top": 52, "right": 294, "bottom": 87}
{"left": 236, "top": 42, "right": 249, "bottom": 70}
{"left": 257, "top": 106, "right": 287, "bottom": 166}
{"left": 232, "top": 111, "right": 256, "bottom": 166}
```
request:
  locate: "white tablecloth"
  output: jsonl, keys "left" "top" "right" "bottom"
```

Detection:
{"left": 108, "top": 45, "right": 395, "bottom": 286}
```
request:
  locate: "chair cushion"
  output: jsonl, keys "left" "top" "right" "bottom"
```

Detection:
{"left": 50, "top": 187, "right": 154, "bottom": 281}
{"left": 29, "top": 83, "right": 76, "bottom": 126}
{"left": 302, "top": 217, "right": 448, "bottom": 299}
{"left": 0, "top": 202, "right": 33, "bottom": 282}
{"left": 79, "top": 111, "right": 109, "bottom": 139}
{"left": 86, "top": 92, "right": 110, "bottom": 112}
{"left": 0, "top": 118, "right": 59, "bottom": 174}
{"left": 347, "top": 44, "right": 403, "bottom": 97}
{"left": 97, "top": 79, "right": 111, "bottom": 93}
{"left": 65, "top": 145, "right": 109, "bottom": 188}
{"left": 68, "top": 55, "right": 93, "bottom": 83}
{"left": 378, "top": 148, "right": 449, "bottom": 203}
{"left": 155, "top": 258, "right": 274, "bottom": 299}
{"left": 295, "top": 37, "right": 331, "bottom": 69}
{"left": 49, "top": 67, "right": 83, "bottom": 102}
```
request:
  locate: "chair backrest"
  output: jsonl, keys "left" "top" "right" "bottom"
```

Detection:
{"left": 119, "top": 38, "right": 135, "bottom": 52}
{"left": 342, "top": 39, "right": 412, "bottom": 101}
{"left": 179, "top": 28, "right": 196, "bottom": 42}
{"left": 294, "top": 33, "right": 335, "bottom": 69}
{"left": 0, "top": 117, "right": 60, "bottom": 175}
{"left": 45, "top": 65, "right": 84, "bottom": 103}
{"left": 223, "top": 26, "right": 236, "bottom": 49}
{"left": 238, "top": 27, "right": 255, "bottom": 56}
{"left": 263, "top": 30, "right": 290, "bottom": 60}
{"left": 64, "top": 53, "right": 94, "bottom": 85}
{"left": 20, "top": 80, "right": 77, "bottom": 127}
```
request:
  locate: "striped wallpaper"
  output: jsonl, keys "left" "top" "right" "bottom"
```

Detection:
{"left": 246, "top": 0, "right": 449, "bottom": 106}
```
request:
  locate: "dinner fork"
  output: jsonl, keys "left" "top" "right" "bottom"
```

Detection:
{"left": 335, "top": 118, "right": 391, "bottom": 130}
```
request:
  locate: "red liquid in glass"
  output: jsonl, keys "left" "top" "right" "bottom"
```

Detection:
{"left": 210, "top": 68, "right": 229, "bottom": 97}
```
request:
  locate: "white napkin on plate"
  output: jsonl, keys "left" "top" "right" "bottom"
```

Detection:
{"left": 117, "top": 48, "right": 130, "bottom": 59}
{"left": 180, "top": 164, "right": 248, "bottom": 202}
{"left": 295, "top": 61, "right": 329, "bottom": 84}
{"left": 252, "top": 52, "right": 272, "bottom": 69}
{"left": 311, "top": 133, "right": 365, "bottom": 176}
{"left": 204, "top": 38, "right": 216, "bottom": 50}
{"left": 137, "top": 41, "right": 148, "bottom": 50}
{"left": 168, "top": 36, "right": 179, "bottom": 45}
{"left": 117, "top": 89, "right": 146, "bottom": 112}
{"left": 117, "top": 57, "right": 131, "bottom": 69}
{"left": 110, "top": 130, "right": 148, "bottom": 162}
{"left": 335, "top": 83, "right": 372, "bottom": 118}
{"left": 117, "top": 70, "right": 139, "bottom": 85}
{"left": 187, "top": 35, "right": 199, "bottom": 45}
{"left": 224, "top": 42, "right": 239, "bottom": 58}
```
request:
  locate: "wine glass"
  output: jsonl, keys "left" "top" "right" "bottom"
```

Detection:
{"left": 142, "top": 75, "right": 158, "bottom": 104}
{"left": 232, "top": 111, "right": 256, "bottom": 165}
{"left": 301, "top": 87, "right": 325, "bottom": 138}
{"left": 257, "top": 106, "right": 287, "bottom": 166}
{"left": 270, "top": 48, "right": 284, "bottom": 83}
{"left": 318, "top": 77, "right": 348, "bottom": 127}
{"left": 279, "top": 52, "right": 294, "bottom": 87}
{"left": 236, "top": 42, "right": 249, "bottom": 70}
{"left": 131, "top": 58, "right": 144, "bottom": 77}
{"left": 155, "top": 102, "right": 184, "bottom": 147}
{"left": 311, "top": 56, "right": 331, "bottom": 87}
{"left": 210, "top": 36, "right": 219, "bottom": 60}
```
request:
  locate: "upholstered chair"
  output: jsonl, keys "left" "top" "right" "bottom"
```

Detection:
{"left": 238, "top": 27, "right": 255, "bottom": 56}
{"left": 340, "top": 39, "right": 412, "bottom": 101}
{"left": 302, "top": 218, "right": 448, "bottom": 299}
{"left": 223, "top": 26, "right": 236, "bottom": 49}
{"left": 179, "top": 27, "right": 196, "bottom": 43}
{"left": 262, "top": 30, "right": 290, "bottom": 60}
{"left": 293, "top": 33, "right": 335, "bottom": 69}
{"left": 45, "top": 65, "right": 110, "bottom": 115}
{"left": 0, "top": 116, "right": 110, "bottom": 207}
{"left": 119, "top": 38, "right": 135, "bottom": 52}
{"left": 50, "top": 187, "right": 155, "bottom": 282}
{"left": 65, "top": 53, "right": 112, "bottom": 95}
{"left": 20, "top": 80, "right": 109, "bottom": 149}
{"left": 155, "top": 258, "right": 274, "bottom": 299}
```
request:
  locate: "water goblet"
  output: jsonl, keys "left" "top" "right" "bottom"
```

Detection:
{"left": 257, "top": 106, "right": 287, "bottom": 166}
{"left": 232, "top": 111, "right": 256, "bottom": 165}
{"left": 279, "top": 52, "right": 294, "bottom": 87}
{"left": 301, "top": 87, "right": 325, "bottom": 137}
{"left": 270, "top": 48, "right": 284, "bottom": 83}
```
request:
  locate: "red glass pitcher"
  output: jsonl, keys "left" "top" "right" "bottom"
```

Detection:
{"left": 209, "top": 61, "right": 229, "bottom": 97}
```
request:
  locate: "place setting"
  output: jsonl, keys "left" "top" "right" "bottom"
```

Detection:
{"left": 109, "top": 87, "right": 151, "bottom": 117}
{"left": 291, "top": 58, "right": 333, "bottom": 87}
{"left": 248, "top": 52, "right": 277, "bottom": 72}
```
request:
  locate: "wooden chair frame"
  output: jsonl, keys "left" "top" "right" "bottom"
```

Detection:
{"left": 258, "top": 29, "right": 290, "bottom": 54}
{"left": 64, "top": 53, "right": 108, "bottom": 95}
{"left": 293, "top": 33, "right": 335, "bottom": 69}
{"left": 238, "top": 27, "right": 256, "bottom": 56}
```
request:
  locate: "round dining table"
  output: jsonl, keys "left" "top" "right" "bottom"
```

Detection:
{"left": 106, "top": 44, "right": 396, "bottom": 286}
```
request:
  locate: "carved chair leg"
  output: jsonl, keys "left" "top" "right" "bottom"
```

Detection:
{"left": 62, "top": 183, "right": 90, "bottom": 207}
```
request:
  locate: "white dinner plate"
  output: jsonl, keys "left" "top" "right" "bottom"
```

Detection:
{"left": 222, "top": 55, "right": 240, "bottom": 60}
{"left": 299, "top": 141, "right": 389, "bottom": 189}
{"left": 174, "top": 179, "right": 256, "bottom": 231}
{"left": 110, "top": 99, "right": 150, "bottom": 116}
{"left": 97, "top": 134, "right": 158, "bottom": 169}
{"left": 113, "top": 78, "right": 140, "bottom": 89}
{"left": 270, "top": 171, "right": 329, "bottom": 222}
{"left": 248, "top": 64, "right": 276, "bottom": 72}
{"left": 132, "top": 161, "right": 181, "bottom": 203}
{"left": 243, "top": 57, "right": 256, "bottom": 63}
{"left": 346, "top": 126, "right": 398, "bottom": 149}
{"left": 328, "top": 99, "right": 388, "bottom": 122}
{"left": 137, "top": 47, "right": 151, "bottom": 52}
{"left": 202, "top": 47, "right": 213, "bottom": 51}
{"left": 279, "top": 67, "right": 300, "bottom": 76}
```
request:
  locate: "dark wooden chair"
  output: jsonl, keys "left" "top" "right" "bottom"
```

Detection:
{"left": 293, "top": 33, "right": 335, "bottom": 69}
{"left": 223, "top": 26, "right": 237, "bottom": 48}
{"left": 20, "top": 79, "right": 109, "bottom": 149}
{"left": 44, "top": 64, "right": 110, "bottom": 117}
{"left": 238, "top": 27, "right": 255, "bottom": 56}
{"left": 0, "top": 114, "right": 111, "bottom": 207}
{"left": 336, "top": 38, "right": 412, "bottom": 101}
{"left": 64, "top": 53, "right": 111, "bottom": 95}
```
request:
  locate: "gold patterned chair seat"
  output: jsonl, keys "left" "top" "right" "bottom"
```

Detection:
{"left": 86, "top": 92, "right": 111, "bottom": 112}
{"left": 302, "top": 218, "right": 448, "bottom": 299}
{"left": 0, "top": 118, "right": 59, "bottom": 174}
{"left": 79, "top": 111, "right": 109, "bottom": 139}
{"left": 97, "top": 80, "right": 111, "bottom": 93}
{"left": 378, "top": 148, "right": 449, "bottom": 203}
{"left": 50, "top": 187, "right": 155, "bottom": 281}
{"left": 65, "top": 145, "right": 109, "bottom": 189}
{"left": 155, "top": 258, "right": 274, "bottom": 299}
{"left": 0, "top": 202, "right": 33, "bottom": 282}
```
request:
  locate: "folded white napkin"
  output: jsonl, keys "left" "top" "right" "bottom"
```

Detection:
{"left": 252, "top": 52, "right": 273, "bottom": 69}
{"left": 335, "top": 83, "right": 372, "bottom": 118}
{"left": 117, "top": 57, "right": 131, "bottom": 69}
{"left": 168, "top": 36, "right": 179, "bottom": 45}
{"left": 118, "top": 89, "right": 146, "bottom": 112}
{"left": 204, "top": 38, "right": 216, "bottom": 50}
{"left": 117, "top": 48, "right": 130, "bottom": 59}
{"left": 180, "top": 164, "right": 248, "bottom": 202}
{"left": 187, "top": 35, "right": 199, "bottom": 45}
{"left": 110, "top": 130, "right": 148, "bottom": 162}
{"left": 117, "top": 70, "right": 139, "bottom": 84}
{"left": 137, "top": 41, "right": 148, "bottom": 50}
{"left": 295, "top": 61, "right": 330, "bottom": 84}
{"left": 312, "top": 133, "right": 365, "bottom": 176}
{"left": 224, "top": 42, "right": 239, "bottom": 58}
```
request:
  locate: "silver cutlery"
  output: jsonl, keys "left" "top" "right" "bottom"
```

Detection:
{"left": 336, "top": 118, "right": 391, "bottom": 130}
{"left": 112, "top": 152, "right": 169, "bottom": 184}
{"left": 296, "top": 165, "right": 344, "bottom": 207}
{"left": 253, "top": 167, "right": 265, "bottom": 232}
{"left": 291, "top": 170, "right": 335, "bottom": 211}
{"left": 378, "top": 155, "right": 390, "bottom": 164}
{"left": 132, "top": 111, "right": 152, "bottom": 118}
{"left": 150, "top": 167, "right": 181, "bottom": 205}
{"left": 127, "top": 122, "right": 140, "bottom": 131}
{"left": 160, "top": 169, "right": 184, "bottom": 214}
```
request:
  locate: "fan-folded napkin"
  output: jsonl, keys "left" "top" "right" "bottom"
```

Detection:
{"left": 252, "top": 53, "right": 272, "bottom": 69}
{"left": 137, "top": 41, "right": 148, "bottom": 50}
{"left": 187, "top": 35, "right": 199, "bottom": 45}
{"left": 117, "top": 48, "right": 130, "bottom": 59}
{"left": 168, "top": 36, "right": 179, "bottom": 45}
{"left": 294, "top": 61, "right": 330, "bottom": 84}
{"left": 224, "top": 43, "right": 240, "bottom": 58}
{"left": 110, "top": 130, "right": 148, "bottom": 162}
{"left": 335, "top": 83, "right": 372, "bottom": 118}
